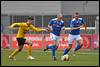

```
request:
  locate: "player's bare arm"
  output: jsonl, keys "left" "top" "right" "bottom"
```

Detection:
{"left": 61, "top": 27, "right": 66, "bottom": 41}
{"left": 65, "top": 24, "right": 86, "bottom": 30}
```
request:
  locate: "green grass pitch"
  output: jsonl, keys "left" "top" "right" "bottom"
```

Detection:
{"left": 1, "top": 49, "right": 99, "bottom": 66}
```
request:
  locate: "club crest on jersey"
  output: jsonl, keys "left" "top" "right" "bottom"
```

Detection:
{"left": 53, "top": 23, "right": 61, "bottom": 27}
{"left": 54, "top": 21, "right": 57, "bottom": 23}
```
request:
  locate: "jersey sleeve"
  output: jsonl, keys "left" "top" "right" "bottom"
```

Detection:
{"left": 81, "top": 18, "right": 85, "bottom": 24}
{"left": 61, "top": 21, "right": 65, "bottom": 30}
{"left": 10, "top": 23, "right": 26, "bottom": 28}
{"left": 61, "top": 21, "right": 65, "bottom": 27}
{"left": 48, "top": 19, "right": 53, "bottom": 26}
{"left": 29, "top": 25, "right": 44, "bottom": 32}
{"left": 70, "top": 20, "right": 75, "bottom": 28}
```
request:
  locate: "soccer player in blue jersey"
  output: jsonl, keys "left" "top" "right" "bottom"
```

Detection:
{"left": 43, "top": 13, "right": 65, "bottom": 61}
{"left": 62, "top": 12, "right": 87, "bottom": 58}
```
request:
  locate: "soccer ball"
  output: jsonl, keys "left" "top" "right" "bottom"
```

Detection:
{"left": 61, "top": 54, "right": 69, "bottom": 61}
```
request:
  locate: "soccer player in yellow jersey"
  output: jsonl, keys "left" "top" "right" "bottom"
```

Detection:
{"left": 8, "top": 17, "right": 47, "bottom": 60}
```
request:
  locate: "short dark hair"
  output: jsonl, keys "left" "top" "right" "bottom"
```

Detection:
{"left": 75, "top": 12, "right": 79, "bottom": 15}
{"left": 28, "top": 16, "right": 33, "bottom": 20}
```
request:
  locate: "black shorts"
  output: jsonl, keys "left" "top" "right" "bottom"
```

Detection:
{"left": 17, "top": 38, "right": 26, "bottom": 46}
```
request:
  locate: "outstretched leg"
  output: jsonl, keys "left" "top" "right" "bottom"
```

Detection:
{"left": 63, "top": 44, "right": 72, "bottom": 55}
{"left": 9, "top": 44, "right": 23, "bottom": 60}
{"left": 72, "top": 36, "right": 83, "bottom": 56}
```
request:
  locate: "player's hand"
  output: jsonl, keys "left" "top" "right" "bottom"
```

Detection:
{"left": 45, "top": 28, "right": 53, "bottom": 32}
{"left": 46, "top": 28, "right": 50, "bottom": 32}
{"left": 42, "top": 29, "right": 48, "bottom": 32}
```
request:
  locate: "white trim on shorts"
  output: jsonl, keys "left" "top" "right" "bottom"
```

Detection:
{"left": 50, "top": 33, "right": 59, "bottom": 46}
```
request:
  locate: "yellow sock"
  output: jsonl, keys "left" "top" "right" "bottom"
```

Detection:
{"left": 28, "top": 45, "right": 32, "bottom": 56}
{"left": 9, "top": 49, "right": 19, "bottom": 57}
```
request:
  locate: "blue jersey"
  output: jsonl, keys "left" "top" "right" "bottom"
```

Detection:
{"left": 70, "top": 18, "right": 84, "bottom": 35}
{"left": 49, "top": 18, "right": 64, "bottom": 36}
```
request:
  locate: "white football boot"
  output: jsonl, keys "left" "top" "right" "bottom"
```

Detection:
{"left": 27, "top": 56, "right": 35, "bottom": 60}
{"left": 9, "top": 56, "right": 16, "bottom": 60}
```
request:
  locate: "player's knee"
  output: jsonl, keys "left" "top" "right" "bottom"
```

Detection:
{"left": 18, "top": 48, "right": 22, "bottom": 52}
{"left": 80, "top": 44, "right": 83, "bottom": 46}
{"left": 68, "top": 44, "right": 72, "bottom": 49}
{"left": 29, "top": 41, "right": 32, "bottom": 46}
{"left": 79, "top": 41, "right": 83, "bottom": 45}
{"left": 29, "top": 44, "right": 32, "bottom": 46}
{"left": 78, "top": 40, "right": 83, "bottom": 45}
{"left": 55, "top": 45, "right": 58, "bottom": 50}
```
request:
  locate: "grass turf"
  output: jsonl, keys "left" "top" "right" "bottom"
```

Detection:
{"left": 1, "top": 49, "right": 99, "bottom": 66}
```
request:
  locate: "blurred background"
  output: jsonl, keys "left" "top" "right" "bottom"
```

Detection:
{"left": 1, "top": 1, "right": 99, "bottom": 50}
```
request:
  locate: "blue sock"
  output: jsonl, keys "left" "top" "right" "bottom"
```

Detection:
{"left": 47, "top": 45, "right": 56, "bottom": 57}
{"left": 74, "top": 44, "right": 82, "bottom": 51}
{"left": 63, "top": 48, "right": 70, "bottom": 55}
{"left": 52, "top": 45, "right": 56, "bottom": 57}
